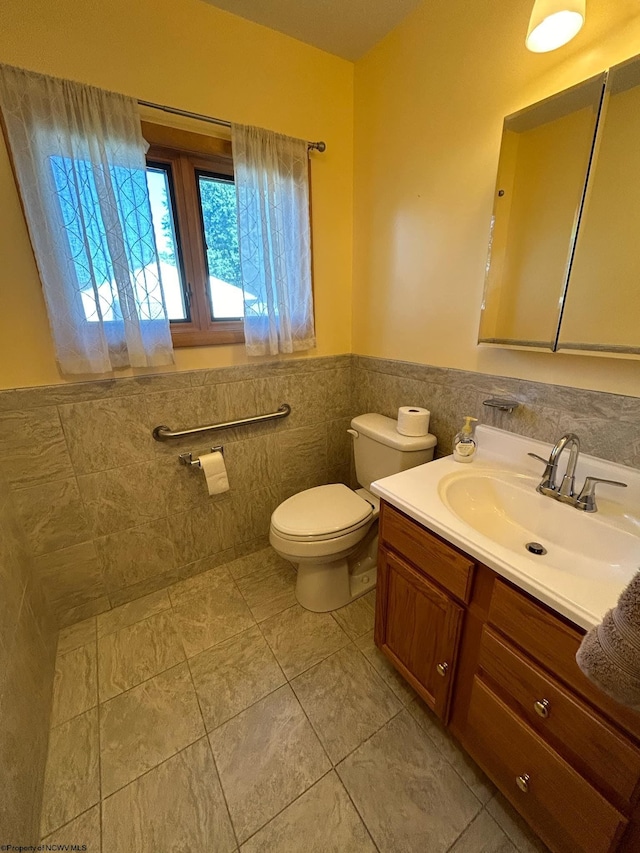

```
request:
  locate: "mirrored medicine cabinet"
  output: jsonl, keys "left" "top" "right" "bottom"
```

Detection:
{"left": 478, "top": 53, "right": 640, "bottom": 358}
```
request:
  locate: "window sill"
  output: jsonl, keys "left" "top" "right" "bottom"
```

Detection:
{"left": 170, "top": 324, "right": 244, "bottom": 348}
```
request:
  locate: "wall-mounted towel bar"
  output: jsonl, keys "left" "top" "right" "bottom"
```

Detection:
{"left": 152, "top": 403, "right": 291, "bottom": 441}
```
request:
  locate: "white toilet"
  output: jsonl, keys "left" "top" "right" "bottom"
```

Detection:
{"left": 269, "top": 413, "right": 437, "bottom": 612}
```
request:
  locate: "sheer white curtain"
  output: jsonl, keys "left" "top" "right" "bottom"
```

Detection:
{"left": 0, "top": 65, "right": 174, "bottom": 374}
{"left": 231, "top": 124, "right": 316, "bottom": 356}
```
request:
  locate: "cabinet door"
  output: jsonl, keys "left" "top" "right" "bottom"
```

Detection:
{"left": 376, "top": 548, "right": 464, "bottom": 721}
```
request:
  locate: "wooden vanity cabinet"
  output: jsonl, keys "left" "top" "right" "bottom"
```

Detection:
{"left": 375, "top": 500, "right": 640, "bottom": 853}
{"left": 375, "top": 548, "right": 464, "bottom": 721}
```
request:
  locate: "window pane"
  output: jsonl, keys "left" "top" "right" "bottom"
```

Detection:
{"left": 197, "top": 173, "right": 244, "bottom": 319}
{"left": 146, "top": 165, "right": 188, "bottom": 321}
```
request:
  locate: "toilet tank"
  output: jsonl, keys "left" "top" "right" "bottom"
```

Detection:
{"left": 350, "top": 413, "right": 437, "bottom": 491}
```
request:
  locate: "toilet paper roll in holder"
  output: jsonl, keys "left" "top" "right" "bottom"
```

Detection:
{"left": 179, "top": 446, "right": 224, "bottom": 468}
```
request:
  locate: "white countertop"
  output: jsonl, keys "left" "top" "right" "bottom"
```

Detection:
{"left": 371, "top": 425, "right": 640, "bottom": 631}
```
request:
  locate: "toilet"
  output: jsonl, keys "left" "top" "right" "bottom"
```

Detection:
{"left": 269, "top": 413, "right": 437, "bottom": 612}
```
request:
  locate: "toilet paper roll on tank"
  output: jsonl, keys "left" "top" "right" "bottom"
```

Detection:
{"left": 198, "top": 450, "right": 230, "bottom": 495}
{"left": 397, "top": 406, "right": 431, "bottom": 437}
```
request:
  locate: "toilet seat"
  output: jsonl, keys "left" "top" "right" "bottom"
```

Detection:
{"left": 270, "top": 483, "right": 374, "bottom": 542}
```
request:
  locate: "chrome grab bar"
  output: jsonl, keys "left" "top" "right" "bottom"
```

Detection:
{"left": 152, "top": 403, "right": 291, "bottom": 442}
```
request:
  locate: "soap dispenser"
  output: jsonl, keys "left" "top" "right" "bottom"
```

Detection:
{"left": 453, "top": 416, "right": 478, "bottom": 463}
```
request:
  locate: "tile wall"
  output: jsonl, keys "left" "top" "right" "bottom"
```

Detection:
{"left": 353, "top": 356, "right": 640, "bottom": 468}
{"left": 0, "top": 468, "right": 57, "bottom": 842}
{"left": 1, "top": 352, "right": 638, "bottom": 636}
{"left": 0, "top": 356, "right": 353, "bottom": 628}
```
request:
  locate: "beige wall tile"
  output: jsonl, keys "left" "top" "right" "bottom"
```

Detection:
{"left": 13, "top": 478, "right": 91, "bottom": 556}
{"left": 167, "top": 501, "right": 228, "bottom": 566}
{"left": 0, "top": 494, "right": 29, "bottom": 654}
{"left": 327, "top": 417, "right": 353, "bottom": 468}
{"left": 78, "top": 461, "right": 167, "bottom": 536}
{"left": 0, "top": 595, "right": 55, "bottom": 843}
{"left": 33, "top": 541, "right": 106, "bottom": 620}
{"left": 276, "top": 426, "right": 327, "bottom": 481}
{"left": 223, "top": 434, "right": 279, "bottom": 493}
{"left": 58, "top": 396, "right": 154, "bottom": 475}
{"left": 0, "top": 407, "right": 74, "bottom": 488}
{"left": 95, "top": 518, "right": 176, "bottom": 594}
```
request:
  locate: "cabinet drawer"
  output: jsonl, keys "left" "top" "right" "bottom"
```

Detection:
{"left": 467, "top": 677, "right": 627, "bottom": 853}
{"left": 479, "top": 626, "right": 640, "bottom": 809}
{"left": 488, "top": 579, "right": 640, "bottom": 743}
{"left": 380, "top": 502, "right": 474, "bottom": 602}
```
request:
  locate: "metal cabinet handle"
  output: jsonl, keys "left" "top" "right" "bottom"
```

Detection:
{"left": 436, "top": 662, "right": 449, "bottom": 677}
{"left": 516, "top": 773, "right": 530, "bottom": 793}
{"left": 534, "top": 698, "right": 550, "bottom": 718}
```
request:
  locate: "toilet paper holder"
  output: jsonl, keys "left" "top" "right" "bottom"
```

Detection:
{"left": 179, "top": 446, "right": 224, "bottom": 468}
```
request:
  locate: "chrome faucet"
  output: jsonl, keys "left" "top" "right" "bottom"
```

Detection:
{"left": 528, "top": 433, "right": 627, "bottom": 512}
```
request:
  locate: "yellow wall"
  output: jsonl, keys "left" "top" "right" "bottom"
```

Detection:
{"left": 0, "top": 0, "right": 353, "bottom": 388}
{"left": 353, "top": 0, "right": 640, "bottom": 395}
{"left": 3, "top": 0, "right": 640, "bottom": 395}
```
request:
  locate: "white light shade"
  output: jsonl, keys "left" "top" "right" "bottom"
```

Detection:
{"left": 526, "top": 0, "right": 585, "bottom": 52}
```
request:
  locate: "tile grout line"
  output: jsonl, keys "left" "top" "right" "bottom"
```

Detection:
{"left": 183, "top": 648, "right": 240, "bottom": 851}
{"left": 443, "top": 806, "right": 483, "bottom": 853}
{"left": 237, "top": 766, "right": 337, "bottom": 849}
{"left": 94, "top": 634, "right": 103, "bottom": 853}
{"left": 406, "top": 700, "right": 491, "bottom": 812}
{"left": 98, "top": 733, "right": 219, "bottom": 808}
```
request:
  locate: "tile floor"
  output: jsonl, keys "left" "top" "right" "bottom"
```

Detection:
{"left": 39, "top": 546, "right": 550, "bottom": 852}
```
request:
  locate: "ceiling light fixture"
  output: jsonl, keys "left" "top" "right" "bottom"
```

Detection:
{"left": 526, "top": 0, "right": 585, "bottom": 53}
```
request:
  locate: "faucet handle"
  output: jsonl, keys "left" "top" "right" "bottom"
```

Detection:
{"left": 528, "top": 453, "right": 550, "bottom": 465}
{"left": 527, "top": 452, "right": 557, "bottom": 493}
{"left": 576, "top": 476, "right": 628, "bottom": 513}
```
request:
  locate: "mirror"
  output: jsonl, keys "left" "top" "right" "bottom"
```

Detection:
{"left": 557, "top": 55, "right": 640, "bottom": 356}
{"left": 478, "top": 74, "right": 605, "bottom": 349}
{"left": 479, "top": 55, "right": 640, "bottom": 359}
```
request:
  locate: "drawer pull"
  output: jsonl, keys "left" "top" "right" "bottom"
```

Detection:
{"left": 436, "top": 662, "right": 449, "bottom": 677}
{"left": 516, "top": 773, "right": 530, "bottom": 793}
{"left": 534, "top": 698, "right": 550, "bottom": 718}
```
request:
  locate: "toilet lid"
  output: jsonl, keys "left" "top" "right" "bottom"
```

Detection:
{"left": 271, "top": 484, "right": 373, "bottom": 539}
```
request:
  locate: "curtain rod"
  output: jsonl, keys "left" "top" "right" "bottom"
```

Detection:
{"left": 138, "top": 99, "right": 326, "bottom": 153}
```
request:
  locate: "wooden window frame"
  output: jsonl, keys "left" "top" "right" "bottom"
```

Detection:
{"left": 142, "top": 122, "right": 244, "bottom": 348}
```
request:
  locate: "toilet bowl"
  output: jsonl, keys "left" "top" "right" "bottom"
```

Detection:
{"left": 270, "top": 483, "right": 380, "bottom": 611}
{"left": 269, "top": 413, "right": 437, "bottom": 612}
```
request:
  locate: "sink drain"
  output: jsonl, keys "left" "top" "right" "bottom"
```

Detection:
{"left": 526, "top": 542, "right": 547, "bottom": 555}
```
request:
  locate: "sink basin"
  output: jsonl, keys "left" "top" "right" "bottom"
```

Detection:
{"left": 438, "top": 469, "right": 638, "bottom": 584}
{"left": 372, "top": 425, "right": 640, "bottom": 628}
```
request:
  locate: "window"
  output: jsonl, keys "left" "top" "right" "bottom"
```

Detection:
{"left": 142, "top": 122, "right": 244, "bottom": 347}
